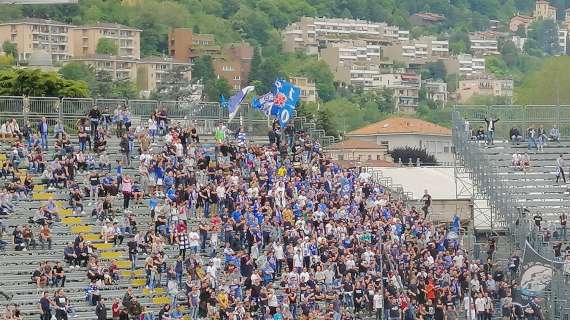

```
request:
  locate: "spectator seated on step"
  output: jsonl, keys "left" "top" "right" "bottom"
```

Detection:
{"left": 510, "top": 127, "right": 523, "bottom": 145}
{"left": 549, "top": 125, "right": 561, "bottom": 142}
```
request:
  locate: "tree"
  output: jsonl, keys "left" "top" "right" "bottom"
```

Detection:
{"left": 390, "top": 146, "right": 437, "bottom": 166}
{"left": 516, "top": 57, "right": 570, "bottom": 105}
{"left": 204, "top": 77, "right": 231, "bottom": 101}
{"left": 423, "top": 61, "right": 447, "bottom": 80}
{"left": 500, "top": 40, "right": 519, "bottom": 68}
{"left": 59, "top": 62, "right": 96, "bottom": 82}
{"left": 2, "top": 41, "right": 17, "bottom": 58}
{"left": 449, "top": 31, "right": 470, "bottom": 55}
{"left": 92, "top": 70, "right": 114, "bottom": 98}
{"left": 191, "top": 55, "right": 216, "bottom": 83}
{"left": 0, "top": 68, "right": 89, "bottom": 97}
{"left": 523, "top": 38, "right": 543, "bottom": 57}
{"left": 95, "top": 38, "right": 118, "bottom": 55}
{"left": 302, "top": 60, "right": 336, "bottom": 101}
{"left": 111, "top": 80, "right": 138, "bottom": 99}
{"left": 0, "top": 55, "right": 15, "bottom": 70}
{"left": 315, "top": 108, "right": 338, "bottom": 136}
{"left": 154, "top": 65, "right": 193, "bottom": 101}
{"left": 528, "top": 20, "right": 560, "bottom": 55}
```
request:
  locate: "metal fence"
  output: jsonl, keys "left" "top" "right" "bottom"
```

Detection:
{"left": 456, "top": 105, "right": 570, "bottom": 140}
{"left": 453, "top": 108, "right": 570, "bottom": 320}
{"left": 0, "top": 96, "right": 337, "bottom": 146}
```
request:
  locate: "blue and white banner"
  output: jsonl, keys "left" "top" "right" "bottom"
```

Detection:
{"left": 252, "top": 92, "right": 275, "bottom": 116}
{"left": 221, "top": 86, "right": 255, "bottom": 122}
{"left": 516, "top": 241, "right": 564, "bottom": 304}
{"left": 251, "top": 79, "right": 301, "bottom": 126}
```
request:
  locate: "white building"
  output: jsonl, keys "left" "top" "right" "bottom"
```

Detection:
{"left": 423, "top": 80, "right": 448, "bottom": 104}
{"left": 470, "top": 37, "right": 499, "bottom": 55}
{"left": 282, "top": 17, "right": 409, "bottom": 54}
{"left": 559, "top": 29, "right": 568, "bottom": 55}
{"left": 449, "top": 54, "right": 486, "bottom": 77}
{"left": 346, "top": 117, "right": 453, "bottom": 163}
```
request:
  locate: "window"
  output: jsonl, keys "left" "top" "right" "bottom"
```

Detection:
{"left": 444, "top": 146, "right": 450, "bottom": 153}
{"left": 233, "top": 76, "right": 240, "bottom": 81}
{"left": 337, "top": 154, "right": 344, "bottom": 161}
{"left": 222, "top": 66, "right": 235, "bottom": 72}
{"left": 367, "top": 155, "right": 372, "bottom": 160}
{"left": 376, "top": 155, "right": 382, "bottom": 160}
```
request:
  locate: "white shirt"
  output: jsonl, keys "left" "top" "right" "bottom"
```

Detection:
{"left": 475, "top": 297, "right": 486, "bottom": 312}
{"left": 373, "top": 293, "right": 383, "bottom": 309}
{"left": 188, "top": 231, "right": 199, "bottom": 247}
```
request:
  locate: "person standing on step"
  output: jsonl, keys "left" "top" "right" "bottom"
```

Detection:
{"left": 37, "top": 117, "right": 49, "bottom": 151}
{"left": 96, "top": 297, "right": 107, "bottom": 320}
{"left": 39, "top": 291, "right": 51, "bottom": 320}
{"left": 556, "top": 154, "right": 566, "bottom": 183}
{"left": 484, "top": 116, "right": 499, "bottom": 146}
{"left": 421, "top": 189, "right": 432, "bottom": 219}
{"left": 89, "top": 105, "right": 101, "bottom": 137}
{"left": 560, "top": 213, "right": 567, "bottom": 241}
{"left": 120, "top": 133, "right": 130, "bottom": 168}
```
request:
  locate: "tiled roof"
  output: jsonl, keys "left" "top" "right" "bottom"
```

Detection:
{"left": 348, "top": 117, "right": 451, "bottom": 136}
{"left": 328, "top": 139, "right": 383, "bottom": 150}
{"left": 334, "top": 159, "right": 397, "bottom": 168}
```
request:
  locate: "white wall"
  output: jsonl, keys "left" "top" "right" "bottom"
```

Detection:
{"left": 366, "top": 134, "right": 454, "bottom": 163}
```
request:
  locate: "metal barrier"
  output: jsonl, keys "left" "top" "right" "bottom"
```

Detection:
{"left": 0, "top": 96, "right": 338, "bottom": 146}
{"left": 456, "top": 105, "right": 570, "bottom": 139}
{"left": 453, "top": 107, "right": 570, "bottom": 319}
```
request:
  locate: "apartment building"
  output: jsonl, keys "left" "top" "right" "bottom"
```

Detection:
{"left": 535, "top": 0, "right": 557, "bottom": 20}
{"left": 71, "top": 23, "right": 141, "bottom": 59}
{"left": 423, "top": 80, "right": 448, "bottom": 104}
{"left": 320, "top": 41, "right": 382, "bottom": 68}
{"left": 444, "top": 54, "right": 486, "bottom": 77}
{"left": 564, "top": 9, "right": 570, "bottom": 30}
{"left": 71, "top": 54, "right": 138, "bottom": 81}
{"left": 290, "top": 77, "right": 318, "bottom": 102}
{"left": 282, "top": 17, "right": 409, "bottom": 54}
{"left": 469, "top": 33, "right": 500, "bottom": 56}
{"left": 457, "top": 76, "right": 514, "bottom": 103}
{"left": 393, "top": 73, "right": 421, "bottom": 113}
{"left": 168, "top": 28, "right": 220, "bottom": 63}
{"left": 559, "top": 29, "right": 568, "bottom": 55}
{"left": 137, "top": 57, "right": 191, "bottom": 92}
{"left": 219, "top": 42, "right": 253, "bottom": 88}
{"left": 0, "top": 18, "right": 73, "bottom": 62}
{"left": 382, "top": 36, "right": 449, "bottom": 63}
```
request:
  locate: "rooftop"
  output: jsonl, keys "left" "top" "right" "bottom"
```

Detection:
{"left": 348, "top": 117, "right": 451, "bottom": 136}
{"left": 71, "top": 54, "right": 137, "bottom": 62}
{"left": 78, "top": 22, "right": 141, "bottom": 31}
{"left": 139, "top": 57, "right": 191, "bottom": 64}
{"left": 335, "top": 159, "right": 397, "bottom": 168}
{"left": 411, "top": 12, "right": 446, "bottom": 22}
{"left": 328, "top": 139, "right": 384, "bottom": 150}
{"left": 0, "top": 17, "right": 72, "bottom": 26}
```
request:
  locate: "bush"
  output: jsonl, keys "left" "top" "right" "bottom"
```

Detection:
{"left": 390, "top": 147, "right": 437, "bottom": 166}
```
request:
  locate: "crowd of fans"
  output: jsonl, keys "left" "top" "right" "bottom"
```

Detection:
{"left": 0, "top": 106, "right": 547, "bottom": 320}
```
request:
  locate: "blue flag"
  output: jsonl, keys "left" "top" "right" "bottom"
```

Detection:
{"left": 273, "top": 79, "right": 301, "bottom": 110}
{"left": 221, "top": 86, "right": 255, "bottom": 122}
{"left": 252, "top": 92, "right": 275, "bottom": 116}
{"left": 251, "top": 79, "right": 301, "bottom": 126}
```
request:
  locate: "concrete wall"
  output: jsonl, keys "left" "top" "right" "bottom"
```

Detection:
{"left": 429, "top": 199, "right": 472, "bottom": 223}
